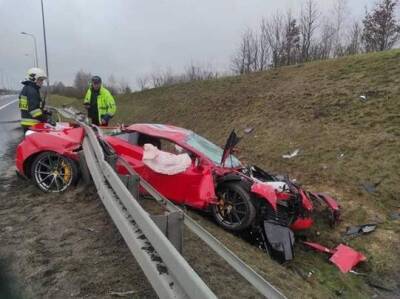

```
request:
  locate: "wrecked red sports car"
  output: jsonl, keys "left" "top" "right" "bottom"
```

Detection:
{"left": 16, "top": 122, "right": 341, "bottom": 261}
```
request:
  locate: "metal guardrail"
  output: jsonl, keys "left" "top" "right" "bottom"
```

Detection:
{"left": 56, "top": 107, "right": 287, "bottom": 299}
{"left": 116, "top": 157, "right": 287, "bottom": 299}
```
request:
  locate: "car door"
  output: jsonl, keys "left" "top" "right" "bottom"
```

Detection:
{"left": 144, "top": 138, "right": 216, "bottom": 209}
{"left": 105, "top": 133, "right": 150, "bottom": 181}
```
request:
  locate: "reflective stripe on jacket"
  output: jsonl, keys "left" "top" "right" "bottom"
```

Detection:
{"left": 84, "top": 86, "right": 116, "bottom": 123}
{"left": 21, "top": 118, "right": 41, "bottom": 127}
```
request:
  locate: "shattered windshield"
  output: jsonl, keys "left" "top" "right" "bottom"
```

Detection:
{"left": 186, "top": 133, "right": 241, "bottom": 168}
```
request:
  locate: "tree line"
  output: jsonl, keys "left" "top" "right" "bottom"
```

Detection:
{"left": 50, "top": 70, "right": 132, "bottom": 97}
{"left": 52, "top": 0, "right": 400, "bottom": 95}
{"left": 231, "top": 0, "right": 400, "bottom": 74}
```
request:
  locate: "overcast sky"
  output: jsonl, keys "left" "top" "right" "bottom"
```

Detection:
{"left": 0, "top": 0, "right": 376, "bottom": 90}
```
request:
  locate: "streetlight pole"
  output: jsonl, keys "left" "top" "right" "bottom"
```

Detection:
{"left": 40, "top": 0, "right": 49, "bottom": 88}
{"left": 21, "top": 32, "right": 39, "bottom": 67}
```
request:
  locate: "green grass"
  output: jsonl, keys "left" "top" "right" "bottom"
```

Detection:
{"left": 50, "top": 49, "right": 400, "bottom": 298}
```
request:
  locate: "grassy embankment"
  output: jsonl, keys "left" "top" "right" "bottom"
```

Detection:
{"left": 51, "top": 49, "right": 400, "bottom": 298}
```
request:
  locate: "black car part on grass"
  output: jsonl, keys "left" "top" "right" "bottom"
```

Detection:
{"left": 345, "top": 224, "right": 377, "bottom": 237}
{"left": 239, "top": 165, "right": 303, "bottom": 263}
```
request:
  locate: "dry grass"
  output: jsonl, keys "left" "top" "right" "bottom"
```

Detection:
{"left": 50, "top": 49, "right": 400, "bottom": 298}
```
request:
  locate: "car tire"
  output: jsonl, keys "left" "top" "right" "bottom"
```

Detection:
{"left": 212, "top": 182, "right": 256, "bottom": 231}
{"left": 31, "top": 151, "right": 79, "bottom": 193}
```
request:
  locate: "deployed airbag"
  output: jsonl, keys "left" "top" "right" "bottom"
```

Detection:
{"left": 142, "top": 143, "right": 191, "bottom": 175}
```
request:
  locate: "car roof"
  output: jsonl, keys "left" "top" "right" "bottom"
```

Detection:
{"left": 125, "top": 124, "right": 192, "bottom": 142}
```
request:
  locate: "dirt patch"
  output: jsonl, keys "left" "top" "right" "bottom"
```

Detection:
{"left": 0, "top": 165, "right": 266, "bottom": 299}
{"left": 0, "top": 168, "right": 157, "bottom": 299}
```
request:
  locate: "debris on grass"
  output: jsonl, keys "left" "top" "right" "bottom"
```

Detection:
{"left": 360, "top": 181, "right": 378, "bottom": 194}
{"left": 389, "top": 211, "right": 400, "bottom": 221}
{"left": 303, "top": 242, "right": 367, "bottom": 273}
{"left": 110, "top": 290, "right": 137, "bottom": 297}
{"left": 360, "top": 95, "right": 368, "bottom": 102}
{"left": 345, "top": 224, "right": 377, "bottom": 237}
{"left": 282, "top": 149, "right": 300, "bottom": 159}
{"left": 244, "top": 127, "right": 254, "bottom": 134}
{"left": 349, "top": 270, "right": 367, "bottom": 276}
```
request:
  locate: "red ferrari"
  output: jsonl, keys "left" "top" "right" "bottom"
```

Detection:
{"left": 16, "top": 122, "right": 340, "bottom": 261}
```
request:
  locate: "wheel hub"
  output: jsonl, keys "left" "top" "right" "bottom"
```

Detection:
{"left": 217, "top": 196, "right": 233, "bottom": 216}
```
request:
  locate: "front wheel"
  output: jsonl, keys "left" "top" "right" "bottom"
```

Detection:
{"left": 212, "top": 182, "right": 256, "bottom": 231}
{"left": 31, "top": 151, "right": 78, "bottom": 193}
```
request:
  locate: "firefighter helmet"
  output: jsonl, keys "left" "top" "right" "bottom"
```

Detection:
{"left": 26, "top": 67, "right": 47, "bottom": 82}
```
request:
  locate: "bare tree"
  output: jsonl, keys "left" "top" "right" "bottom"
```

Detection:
{"left": 185, "top": 63, "right": 218, "bottom": 80}
{"left": 282, "top": 11, "right": 301, "bottom": 65}
{"left": 105, "top": 74, "right": 119, "bottom": 94}
{"left": 262, "top": 14, "right": 285, "bottom": 67}
{"left": 149, "top": 68, "right": 184, "bottom": 88}
{"left": 136, "top": 76, "right": 150, "bottom": 91}
{"left": 362, "top": 0, "right": 400, "bottom": 52}
{"left": 332, "top": 0, "right": 349, "bottom": 57}
{"left": 231, "top": 29, "right": 260, "bottom": 74}
{"left": 73, "top": 70, "right": 92, "bottom": 95}
{"left": 316, "top": 21, "right": 336, "bottom": 60}
{"left": 258, "top": 23, "right": 270, "bottom": 70}
{"left": 151, "top": 73, "right": 164, "bottom": 88}
{"left": 300, "top": 0, "right": 319, "bottom": 62}
{"left": 345, "top": 21, "right": 363, "bottom": 55}
{"left": 118, "top": 78, "right": 132, "bottom": 94}
{"left": 231, "top": 36, "right": 246, "bottom": 74}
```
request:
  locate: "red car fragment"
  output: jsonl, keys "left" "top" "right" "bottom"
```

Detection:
{"left": 250, "top": 182, "right": 278, "bottom": 210}
{"left": 303, "top": 241, "right": 366, "bottom": 273}
{"left": 330, "top": 244, "right": 367, "bottom": 273}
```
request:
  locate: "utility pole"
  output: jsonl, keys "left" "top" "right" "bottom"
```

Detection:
{"left": 40, "top": 0, "right": 50, "bottom": 101}
{"left": 21, "top": 32, "right": 39, "bottom": 67}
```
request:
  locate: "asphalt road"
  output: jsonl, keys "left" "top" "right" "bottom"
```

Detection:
{"left": 0, "top": 94, "right": 22, "bottom": 174}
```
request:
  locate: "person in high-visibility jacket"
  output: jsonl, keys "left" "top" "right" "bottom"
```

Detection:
{"left": 19, "top": 67, "right": 47, "bottom": 131}
{"left": 84, "top": 76, "right": 116, "bottom": 126}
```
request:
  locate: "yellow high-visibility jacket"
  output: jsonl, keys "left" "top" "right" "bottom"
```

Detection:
{"left": 84, "top": 86, "right": 116, "bottom": 123}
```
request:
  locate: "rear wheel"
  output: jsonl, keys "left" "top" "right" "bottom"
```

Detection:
{"left": 31, "top": 151, "right": 78, "bottom": 193}
{"left": 212, "top": 182, "right": 256, "bottom": 231}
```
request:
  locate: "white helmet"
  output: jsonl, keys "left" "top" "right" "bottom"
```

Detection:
{"left": 26, "top": 67, "right": 47, "bottom": 82}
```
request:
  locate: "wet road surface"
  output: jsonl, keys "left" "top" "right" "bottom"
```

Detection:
{"left": 0, "top": 94, "right": 23, "bottom": 174}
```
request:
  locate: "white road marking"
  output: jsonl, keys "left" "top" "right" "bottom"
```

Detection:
{"left": 0, "top": 99, "right": 18, "bottom": 111}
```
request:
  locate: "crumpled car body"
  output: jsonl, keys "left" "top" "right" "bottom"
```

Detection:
{"left": 105, "top": 125, "right": 341, "bottom": 262}
{"left": 16, "top": 122, "right": 341, "bottom": 262}
{"left": 15, "top": 123, "right": 84, "bottom": 178}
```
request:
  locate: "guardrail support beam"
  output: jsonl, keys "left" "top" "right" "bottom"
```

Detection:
{"left": 151, "top": 211, "right": 183, "bottom": 253}
{"left": 78, "top": 151, "right": 91, "bottom": 185}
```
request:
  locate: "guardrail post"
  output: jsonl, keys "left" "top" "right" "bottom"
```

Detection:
{"left": 105, "top": 154, "right": 118, "bottom": 169}
{"left": 119, "top": 174, "right": 140, "bottom": 201}
{"left": 151, "top": 212, "right": 183, "bottom": 253}
{"left": 127, "top": 174, "right": 140, "bottom": 200}
{"left": 78, "top": 151, "right": 91, "bottom": 184}
{"left": 166, "top": 211, "right": 184, "bottom": 253}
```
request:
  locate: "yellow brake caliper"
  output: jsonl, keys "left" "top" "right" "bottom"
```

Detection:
{"left": 61, "top": 161, "right": 72, "bottom": 183}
